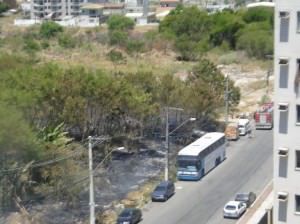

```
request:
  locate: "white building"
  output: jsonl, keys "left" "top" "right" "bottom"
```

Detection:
{"left": 30, "top": 0, "right": 88, "bottom": 20}
{"left": 274, "top": 0, "right": 300, "bottom": 223}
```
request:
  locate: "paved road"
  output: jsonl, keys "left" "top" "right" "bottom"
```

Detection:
{"left": 141, "top": 130, "right": 273, "bottom": 224}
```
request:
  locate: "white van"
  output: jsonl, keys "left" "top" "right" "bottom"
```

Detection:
{"left": 238, "top": 119, "right": 250, "bottom": 136}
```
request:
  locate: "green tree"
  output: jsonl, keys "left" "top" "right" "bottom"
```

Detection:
{"left": 243, "top": 6, "right": 274, "bottom": 25}
{"left": 160, "top": 6, "right": 211, "bottom": 42}
{"left": 159, "top": 6, "right": 212, "bottom": 60}
{"left": 107, "top": 15, "right": 135, "bottom": 32}
{"left": 175, "top": 36, "right": 201, "bottom": 61}
{"left": 0, "top": 2, "right": 9, "bottom": 13}
{"left": 236, "top": 22, "right": 273, "bottom": 58}
{"left": 40, "top": 21, "right": 63, "bottom": 38}
{"left": 109, "top": 30, "right": 128, "bottom": 46}
{"left": 0, "top": 103, "right": 42, "bottom": 210}
{"left": 0, "top": 103, "right": 41, "bottom": 162}
{"left": 183, "top": 59, "right": 240, "bottom": 117}
{"left": 209, "top": 11, "right": 244, "bottom": 48}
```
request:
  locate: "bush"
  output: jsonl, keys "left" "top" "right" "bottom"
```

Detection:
{"left": 243, "top": 6, "right": 274, "bottom": 24}
{"left": 40, "top": 21, "right": 63, "bottom": 38}
{"left": 0, "top": 2, "right": 9, "bottom": 14}
{"left": 23, "top": 38, "right": 40, "bottom": 53}
{"left": 58, "top": 34, "right": 77, "bottom": 48}
{"left": 209, "top": 12, "right": 244, "bottom": 48}
{"left": 109, "top": 30, "right": 128, "bottom": 46}
{"left": 236, "top": 23, "right": 273, "bottom": 59}
{"left": 41, "top": 40, "right": 50, "bottom": 49}
{"left": 126, "top": 39, "right": 144, "bottom": 56}
{"left": 175, "top": 36, "right": 201, "bottom": 61}
{"left": 106, "top": 49, "right": 126, "bottom": 64}
{"left": 107, "top": 15, "right": 135, "bottom": 32}
{"left": 218, "top": 51, "right": 242, "bottom": 65}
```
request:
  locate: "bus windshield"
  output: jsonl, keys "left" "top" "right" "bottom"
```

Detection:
{"left": 177, "top": 159, "right": 200, "bottom": 171}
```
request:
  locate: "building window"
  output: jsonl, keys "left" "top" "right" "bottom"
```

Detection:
{"left": 295, "top": 60, "right": 300, "bottom": 95}
{"left": 296, "top": 195, "right": 300, "bottom": 213}
{"left": 279, "top": 58, "right": 289, "bottom": 88}
{"left": 280, "top": 11, "right": 290, "bottom": 42}
{"left": 297, "top": 106, "right": 300, "bottom": 124}
{"left": 279, "top": 103, "right": 289, "bottom": 134}
{"left": 296, "top": 150, "right": 300, "bottom": 169}
{"left": 297, "top": 12, "right": 300, "bottom": 33}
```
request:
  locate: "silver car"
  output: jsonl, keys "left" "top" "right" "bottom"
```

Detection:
{"left": 223, "top": 201, "right": 247, "bottom": 219}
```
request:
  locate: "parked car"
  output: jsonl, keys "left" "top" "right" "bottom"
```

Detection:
{"left": 235, "top": 192, "right": 257, "bottom": 208}
{"left": 151, "top": 181, "right": 175, "bottom": 202}
{"left": 117, "top": 208, "right": 142, "bottom": 224}
{"left": 223, "top": 201, "right": 247, "bottom": 219}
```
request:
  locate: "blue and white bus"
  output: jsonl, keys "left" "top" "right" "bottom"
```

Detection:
{"left": 177, "top": 132, "right": 226, "bottom": 180}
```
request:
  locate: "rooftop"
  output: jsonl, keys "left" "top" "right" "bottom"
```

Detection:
{"left": 81, "top": 3, "right": 104, "bottom": 10}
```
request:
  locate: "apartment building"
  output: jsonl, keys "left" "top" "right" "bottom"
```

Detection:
{"left": 274, "top": 1, "right": 300, "bottom": 223}
{"left": 30, "top": 0, "right": 88, "bottom": 19}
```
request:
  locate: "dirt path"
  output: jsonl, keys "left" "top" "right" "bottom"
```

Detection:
{"left": 218, "top": 64, "right": 274, "bottom": 115}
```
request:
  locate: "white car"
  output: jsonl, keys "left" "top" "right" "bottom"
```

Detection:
{"left": 223, "top": 201, "right": 247, "bottom": 218}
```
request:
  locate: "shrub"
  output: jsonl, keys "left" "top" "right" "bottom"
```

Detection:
{"left": 175, "top": 36, "right": 201, "bottom": 61}
{"left": 243, "top": 6, "right": 274, "bottom": 24}
{"left": 58, "top": 33, "right": 77, "bottom": 48}
{"left": 109, "top": 30, "right": 128, "bottom": 46}
{"left": 218, "top": 51, "right": 241, "bottom": 65}
{"left": 40, "top": 21, "right": 63, "bottom": 38}
{"left": 106, "top": 49, "right": 126, "bottom": 64}
{"left": 41, "top": 40, "right": 50, "bottom": 49}
{"left": 107, "top": 15, "right": 135, "bottom": 32}
{"left": 235, "top": 21, "right": 273, "bottom": 58}
{"left": 23, "top": 38, "right": 40, "bottom": 53}
{"left": 126, "top": 39, "right": 144, "bottom": 56}
{"left": 0, "top": 2, "right": 9, "bottom": 14}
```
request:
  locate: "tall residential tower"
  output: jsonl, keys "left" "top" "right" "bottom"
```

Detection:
{"left": 274, "top": 0, "right": 300, "bottom": 223}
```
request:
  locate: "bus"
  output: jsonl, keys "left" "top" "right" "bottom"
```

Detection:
{"left": 177, "top": 132, "right": 226, "bottom": 181}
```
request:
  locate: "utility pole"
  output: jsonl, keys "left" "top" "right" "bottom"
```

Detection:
{"left": 164, "top": 107, "right": 169, "bottom": 181}
{"left": 164, "top": 107, "right": 195, "bottom": 181}
{"left": 225, "top": 74, "right": 229, "bottom": 128}
{"left": 88, "top": 136, "right": 95, "bottom": 224}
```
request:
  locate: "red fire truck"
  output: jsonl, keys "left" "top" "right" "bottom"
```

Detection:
{"left": 254, "top": 102, "right": 273, "bottom": 130}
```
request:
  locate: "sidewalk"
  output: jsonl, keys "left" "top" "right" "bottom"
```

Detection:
{"left": 237, "top": 181, "right": 273, "bottom": 224}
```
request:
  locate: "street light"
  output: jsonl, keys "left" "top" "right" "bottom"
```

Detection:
{"left": 88, "top": 136, "right": 120, "bottom": 224}
{"left": 164, "top": 108, "right": 196, "bottom": 181}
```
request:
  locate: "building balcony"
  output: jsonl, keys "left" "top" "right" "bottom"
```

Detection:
{"left": 33, "top": 0, "right": 44, "bottom": 4}
{"left": 51, "top": 7, "right": 62, "bottom": 11}
{"left": 51, "top": 0, "right": 62, "bottom": 3}
{"left": 33, "top": 7, "right": 45, "bottom": 11}
{"left": 33, "top": 3, "right": 44, "bottom": 7}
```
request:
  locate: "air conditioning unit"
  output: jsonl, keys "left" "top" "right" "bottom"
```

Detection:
{"left": 278, "top": 147, "right": 289, "bottom": 157}
{"left": 279, "top": 11, "right": 290, "bottom": 19}
{"left": 277, "top": 191, "right": 288, "bottom": 201}
{"left": 278, "top": 103, "right": 289, "bottom": 112}
{"left": 279, "top": 58, "right": 289, "bottom": 65}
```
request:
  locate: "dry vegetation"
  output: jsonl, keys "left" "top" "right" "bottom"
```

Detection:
{"left": 0, "top": 13, "right": 273, "bottom": 223}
